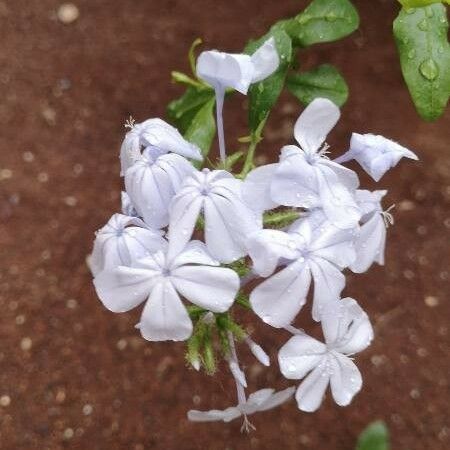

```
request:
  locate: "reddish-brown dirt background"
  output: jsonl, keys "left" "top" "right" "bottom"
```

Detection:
{"left": 0, "top": 0, "right": 449, "bottom": 449}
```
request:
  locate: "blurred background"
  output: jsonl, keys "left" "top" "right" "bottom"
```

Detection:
{"left": 0, "top": 0, "right": 449, "bottom": 449}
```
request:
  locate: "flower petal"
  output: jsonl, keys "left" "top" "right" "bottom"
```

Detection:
{"left": 171, "top": 265, "right": 239, "bottom": 312}
{"left": 256, "top": 386, "right": 296, "bottom": 411}
{"left": 197, "top": 51, "right": 254, "bottom": 94}
{"left": 320, "top": 159, "right": 360, "bottom": 191}
{"left": 350, "top": 213, "right": 386, "bottom": 273}
{"left": 271, "top": 146, "right": 320, "bottom": 208}
{"left": 93, "top": 265, "right": 156, "bottom": 313}
{"left": 138, "top": 281, "right": 193, "bottom": 341}
{"left": 308, "top": 258, "right": 346, "bottom": 321}
{"left": 187, "top": 407, "right": 241, "bottom": 423}
{"left": 295, "top": 363, "right": 330, "bottom": 412}
{"left": 278, "top": 334, "right": 326, "bottom": 380}
{"left": 250, "top": 37, "right": 280, "bottom": 83}
{"left": 242, "top": 163, "right": 279, "bottom": 212}
{"left": 329, "top": 352, "right": 362, "bottom": 406}
{"left": 294, "top": 98, "right": 340, "bottom": 155}
{"left": 246, "top": 229, "right": 301, "bottom": 277}
{"left": 316, "top": 164, "right": 361, "bottom": 229}
{"left": 250, "top": 259, "right": 312, "bottom": 327}
{"left": 170, "top": 240, "right": 219, "bottom": 268}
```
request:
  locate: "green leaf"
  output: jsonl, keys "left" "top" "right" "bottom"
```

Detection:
{"left": 356, "top": 421, "right": 390, "bottom": 450}
{"left": 399, "top": 0, "right": 450, "bottom": 6}
{"left": 393, "top": 4, "right": 450, "bottom": 121}
{"left": 284, "top": 0, "right": 359, "bottom": 47}
{"left": 188, "top": 38, "right": 203, "bottom": 76}
{"left": 287, "top": 64, "right": 349, "bottom": 106}
{"left": 184, "top": 97, "right": 216, "bottom": 160}
{"left": 167, "top": 86, "right": 214, "bottom": 133}
{"left": 246, "top": 29, "right": 293, "bottom": 132}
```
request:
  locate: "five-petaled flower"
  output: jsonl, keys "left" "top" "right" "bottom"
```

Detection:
{"left": 94, "top": 240, "right": 239, "bottom": 341}
{"left": 278, "top": 298, "right": 373, "bottom": 412}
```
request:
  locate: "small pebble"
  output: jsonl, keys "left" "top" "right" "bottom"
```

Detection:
{"left": 82, "top": 404, "right": 93, "bottom": 415}
{"left": 398, "top": 200, "right": 415, "bottom": 211}
{"left": 0, "top": 169, "right": 12, "bottom": 180}
{"left": 0, "top": 395, "right": 11, "bottom": 407}
{"left": 409, "top": 388, "right": 420, "bottom": 399}
{"left": 15, "top": 315, "right": 26, "bottom": 325}
{"left": 57, "top": 3, "right": 79, "bottom": 24}
{"left": 20, "top": 337, "right": 32, "bottom": 351}
{"left": 22, "top": 151, "right": 35, "bottom": 162}
{"left": 63, "top": 427, "right": 74, "bottom": 440}
{"left": 66, "top": 298, "right": 78, "bottom": 309}
{"left": 424, "top": 295, "right": 439, "bottom": 307}
{"left": 64, "top": 196, "right": 77, "bottom": 206}
{"left": 116, "top": 339, "right": 127, "bottom": 351}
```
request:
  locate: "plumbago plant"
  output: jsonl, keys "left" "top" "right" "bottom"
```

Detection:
{"left": 90, "top": 0, "right": 420, "bottom": 432}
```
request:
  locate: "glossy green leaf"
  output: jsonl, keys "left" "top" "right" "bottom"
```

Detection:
{"left": 246, "top": 29, "right": 292, "bottom": 132}
{"left": 167, "top": 86, "right": 214, "bottom": 133}
{"left": 287, "top": 64, "right": 349, "bottom": 106}
{"left": 398, "top": 0, "right": 450, "bottom": 7}
{"left": 393, "top": 4, "right": 450, "bottom": 121}
{"left": 356, "top": 421, "right": 390, "bottom": 450}
{"left": 283, "top": 0, "right": 359, "bottom": 47}
{"left": 184, "top": 97, "right": 216, "bottom": 160}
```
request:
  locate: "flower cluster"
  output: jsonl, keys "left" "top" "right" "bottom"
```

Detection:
{"left": 90, "top": 39, "right": 417, "bottom": 430}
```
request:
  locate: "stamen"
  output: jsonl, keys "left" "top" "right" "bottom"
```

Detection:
{"left": 381, "top": 204, "right": 396, "bottom": 228}
{"left": 124, "top": 116, "right": 136, "bottom": 130}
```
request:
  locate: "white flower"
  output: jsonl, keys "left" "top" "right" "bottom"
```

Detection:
{"left": 93, "top": 240, "right": 239, "bottom": 341}
{"left": 124, "top": 147, "right": 196, "bottom": 229}
{"left": 335, "top": 133, "right": 418, "bottom": 182}
{"left": 90, "top": 214, "right": 166, "bottom": 276}
{"left": 120, "top": 118, "right": 202, "bottom": 175}
{"left": 350, "top": 190, "right": 391, "bottom": 274}
{"left": 278, "top": 298, "right": 373, "bottom": 412}
{"left": 121, "top": 191, "right": 138, "bottom": 217}
{"left": 187, "top": 386, "right": 295, "bottom": 423}
{"left": 243, "top": 98, "right": 361, "bottom": 229}
{"left": 248, "top": 209, "right": 357, "bottom": 325}
{"left": 196, "top": 38, "right": 279, "bottom": 95}
{"left": 167, "top": 168, "right": 261, "bottom": 263}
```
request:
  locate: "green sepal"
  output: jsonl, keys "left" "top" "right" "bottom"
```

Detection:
{"left": 356, "top": 421, "right": 390, "bottom": 450}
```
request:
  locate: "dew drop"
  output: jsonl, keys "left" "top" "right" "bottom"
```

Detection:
{"left": 425, "top": 8, "right": 434, "bottom": 18}
{"left": 407, "top": 49, "right": 416, "bottom": 59}
{"left": 419, "top": 58, "right": 439, "bottom": 81}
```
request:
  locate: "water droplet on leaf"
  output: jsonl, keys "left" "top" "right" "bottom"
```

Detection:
{"left": 419, "top": 58, "right": 439, "bottom": 81}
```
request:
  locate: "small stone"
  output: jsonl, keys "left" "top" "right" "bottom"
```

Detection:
{"left": 37, "top": 172, "right": 49, "bottom": 183}
{"left": 398, "top": 200, "right": 415, "bottom": 211}
{"left": 22, "top": 151, "right": 35, "bottom": 162}
{"left": 0, "top": 395, "right": 11, "bottom": 407}
{"left": 192, "top": 395, "right": 201, "bottom": 406}
{"left": 0, "top": 169, "right": 13, "bottom": 180}
{"left": 424, "top": 295, "right": 439, "bottom": 307}
{"left": 63, "top": 427, "right": 74, "bottom": 440}
{"left": 64, "top": 196, "right": 77, "bottom": 206}
{"left": 55, "top": 389, "right": 66, "bottom": 403}
{"left": 116, "top": 339, "right": 127, "bottom": 351}
{"left": 57, "top": 3, "right": 79, "bottom": 24}
{"left": 371, "top": 354, "right": 386, "bottom": 367}
{"left": 409, "top": 388, "right": 420, "bottom": 399}
{"left": 66, "top": 298, "right": 78, "bottom": 309}
{"left": 41, "top": 106, "right": 56, "bottom": 126}
{"left": 82, "top": 404, "right": 93, "bottom": 415}
{"left": 417, "top": 347, "right": 428, "bottom": 357}
{"left": 20, "top": 337, "right": 32, "bottom": 351}
{"left": 15, "top": 315, "right": 26, "bottom": 325}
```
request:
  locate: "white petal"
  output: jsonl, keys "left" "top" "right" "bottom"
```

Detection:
{"left": 120, "top": 129, "right": 141, "bottom": 175}
{"left": 350, "top": 213, "right": 386, "bottom": 273}
{"left": 271, "top": 146, "right": 320, "bottom": 208}
{"left": 170, "top": 240, "right": 219, "bottom": 268}
{"left": 246, "top": 229, "right": 301, "bottom": 277}
{"left": 309, "top": 224, "right": 357, "bottom": 269}
{"left": 329, "top": 352, "right": 362, "bottom": 406}
{"left": 331, "top": 298, "right": 374, "bottom": 353}
{"left": 320, "top": 159, "right": 360, "bottom": 191}
{"left": 294, "top": 98, "right": 340, "bottom": 155}
{"left": 93, "top": 264, "right": 157, "bottom": 313}
{"left": 355, "top": 189, "right": 386, "bottom": 221}
{"left": 91, "top": 214, "right": 166, "bottom": 276}
{"left": 250, "top": 259, "right": 312, "bottom": 327}
{"left": 316, "top": 165, "right": 361, "bottom": 229}
{"left": 308, "top": 258, "right": 346, "bottom": 321}
{"left": 321, "top": 298, "right": 373, "bottom": 354}
{"left": 197, "top": 51, "right": 254, "bottom": 94}
{"left": 139, "top": 281, "right": 193, "bottom": 341}
{"left": 121, "top": 191, "right": 138, "bottom": 217}
{"left": 256, "top": 386, "right": 296, "bottom": 411}
{"left": 171, "top": 265, "right": 239, "bottom": 312}
{"left": 243, "top": 389, "right": 275, "bottom": 414}
{"left": 187, "top": 407, "right": 241, "bottom": 423}
{"left": 349, "top": 133, "right": 418, "bottom": 182}
{"left": 246, "top": 338, "right": 270, "bottom": 366}
{"left": 278, "top": 334, "right": 327, "bottom": 380}
{"left": 204, "top": 181, "right": 260, "bottom": 263}
{"left": 166, "top": 188, "right": 204, "bottom": 262}
{"left": 140, "top": 118, "right": 202, "bottom": 161}
{"left": 250, "top": 37, "right": 280, "bottom": 83}
{"left": 242, "top": 163, "right": 279, "bottom": 212}
{"left": 295, "top": 363, "right": 330, "bottom": 412}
